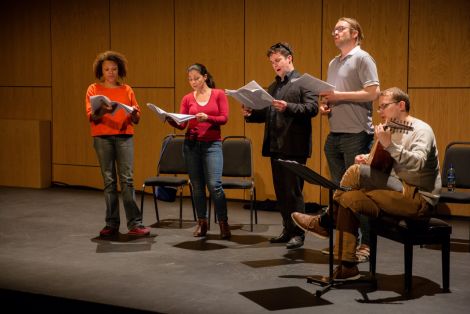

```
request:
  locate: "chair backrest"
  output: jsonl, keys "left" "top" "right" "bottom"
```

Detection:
{"left": 441, "top": 141, "right": 470, "bottom": 188}
{"left": 158, "top": 134, "right": 187, "bottom": 175}
{"left": 222, "top": 136, "right": 252, "bottom": 177}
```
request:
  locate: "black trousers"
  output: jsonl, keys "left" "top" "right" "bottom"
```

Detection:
{"left": 270, "top": 156, "right": 307, "bottom": 236}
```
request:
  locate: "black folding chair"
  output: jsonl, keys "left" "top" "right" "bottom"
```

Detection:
{"left": 439, "top": 141, "right": 470, "bottom": 248}
{"left": 209, "top": 136, "right": 257, "bottom": 231}
{"left": 140, "top": 134, "right": 195, "bottom": 228}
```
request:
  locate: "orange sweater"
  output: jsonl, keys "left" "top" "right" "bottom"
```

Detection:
{"left": 85, "top": 83, "right": 141, "bottom": 137}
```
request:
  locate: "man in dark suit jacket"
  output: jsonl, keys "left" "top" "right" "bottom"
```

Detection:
{"left": 242, "top": 42, "right": 318, "bottom": 249}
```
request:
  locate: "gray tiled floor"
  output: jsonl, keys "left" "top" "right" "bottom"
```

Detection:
{"left": 0, "top": 186, "right": 469, "bottom": 313}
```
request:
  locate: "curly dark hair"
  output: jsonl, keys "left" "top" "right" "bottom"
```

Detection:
{"left": 93, "top": 51, "right": 128, "bottom": 80}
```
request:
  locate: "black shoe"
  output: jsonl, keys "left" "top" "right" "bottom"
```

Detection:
{"left": 270, "top": 230, "right": 291, "bottom": 243}
{"left": 286, "top": 235, "right": 304, "bottom": 249}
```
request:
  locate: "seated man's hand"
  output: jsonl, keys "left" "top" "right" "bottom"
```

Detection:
{"left": 355, "top": 154, "right": 369, "bottom": 164}
{"left": 376, "top": 123, "right": 392, "bottom": 148}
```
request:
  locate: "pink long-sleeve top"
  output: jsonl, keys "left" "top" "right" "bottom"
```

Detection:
{"left": 171, "top": 88, "right": 229, "bottom": 142}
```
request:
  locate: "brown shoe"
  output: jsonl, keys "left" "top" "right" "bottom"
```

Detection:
{"left": 219, "top": 220, "right": 231, "bottom": 240}
{"left": 291, "top": 212, "right": 329, "bottom": 239}
{"left": 332, "top": 265, "right": 361, "bottom": 281}
{"left": 193, "top": 218, "right": 208, "bottom": 237}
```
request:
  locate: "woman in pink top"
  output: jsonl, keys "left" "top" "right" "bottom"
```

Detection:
{"left": 169, "top": 63, "right": 230, "bottom": 239}
{"left": 86, "top": 51, "right": 150, "bottom": 238}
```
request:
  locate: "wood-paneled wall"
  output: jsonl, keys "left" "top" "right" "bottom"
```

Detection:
{"left": 1, "top": 0, "right": 469, "bottom": 215}
{"left": 0, "top": 119, "right": 51, "bottom": 188}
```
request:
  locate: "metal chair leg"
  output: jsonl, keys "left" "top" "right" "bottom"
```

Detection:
{"left": 442, "top": 235, "right": 450, "bottom": 292}
{"left": 404, "top": 242, "right": 413, "bottom": 295}
{"left": 254, "top": 187, "right": 258, "bottom": 224}
{"left": 152, "top": 186, "right": 159, "bottom": 222}
{"left": 369, "top": 223, "right": 378, "bottom": 290}
{"left": 140, "top": 184, "right": 146, "bottom": 216}
{"left": 179, "top": 187, "right": 183, "bottom": 228}
{"left": 250, "top": 190, "right": 254, "bottom": 232}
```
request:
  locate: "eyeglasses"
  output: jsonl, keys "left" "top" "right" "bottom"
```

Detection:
{"left": 270, "top": 42, "right": 292, "bottom": 55}
{"left": 377, "top": 101, "right": 398, "bottom": 112}
{"left": 331, "top": 26, "right": 353, "bottom": 36}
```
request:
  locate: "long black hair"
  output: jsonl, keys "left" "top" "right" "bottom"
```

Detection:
{"left": 187, "top": 63, "right": 215, "bottom": 88}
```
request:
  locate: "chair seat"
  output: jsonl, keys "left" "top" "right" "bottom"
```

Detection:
{"left": 376, "top": 216, "right": 451, "bottom": 243}
{"left": 144, "top": 176, "right": 188, "bottom": 187}
{"left": 439, "top": 190, "right": 470, "bottom": 203}
{"left": 379, "top": 216, "right": 451, "bottom": 231}
{"left": 222, "top": 178, "right": 253, "bottom": 189}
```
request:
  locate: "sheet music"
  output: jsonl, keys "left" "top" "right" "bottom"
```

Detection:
{"left": 290, "top": 73, "right": 335, "bottom": 94}
{"left": 225, "top": 80, "right": 273, "bottom": 110}
{"left": 146, "top": 103, "right": 196, "bottom": 124}
{"left": 90, "top": 95, "right": 135, "bottom": 115}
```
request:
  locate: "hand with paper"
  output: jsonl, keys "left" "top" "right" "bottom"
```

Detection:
{"left": 241, "top": 105, "right": 253, "bottom": 117}
{"left": 225, "top": 80, "right": 273, "bottom": 110}
{"left": 292, "top": 74, "right": 336, "bottom": 114}
{"left": 290, "top": 73, "right": 335, "bottom": 94}
{"left": 90, "top": 95, "right": 135, "bottom": 116}
{"left": 146, "top": 103, "right": 196, "bottom": 124}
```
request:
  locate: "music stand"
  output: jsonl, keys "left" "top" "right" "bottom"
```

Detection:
{"left": 276, "top": 159, "right": 373, "bottom": 297}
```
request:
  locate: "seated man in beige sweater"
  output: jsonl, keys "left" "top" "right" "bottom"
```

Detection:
{"left": 292, "top": 87, "right": 441, "bottom": 280}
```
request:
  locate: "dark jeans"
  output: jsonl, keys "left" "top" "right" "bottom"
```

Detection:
{"left": 324, "top": 131, "right": 374, "bottom": 245}
{"left": 183, "top": 140, "right": 228, "bottom": 221}
{"left": 270, "top": 156, "right": 307, "bottom": 237}
{"left": 324, "top": 132, "right": 374, "bottom": 185}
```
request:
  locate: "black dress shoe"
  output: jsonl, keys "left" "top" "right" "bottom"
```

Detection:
{"left": 270, "top": 230, "right": 291, "bottom": 243}
{"left": 286, "top": 235, "right": 304, "bottom": 249}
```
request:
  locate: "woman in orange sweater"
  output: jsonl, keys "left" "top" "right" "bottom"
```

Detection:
{"left": 85, "top": 51, "right": 150, "bottom": 237}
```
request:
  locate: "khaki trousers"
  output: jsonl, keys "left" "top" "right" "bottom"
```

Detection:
{"left": 332, "top": 164, "right": 430, "bottom": 262}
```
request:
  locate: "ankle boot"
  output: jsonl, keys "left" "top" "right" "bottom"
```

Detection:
{"left": 219, "top": 220, "right": 231, "bottom": 239}
{"left": 193, "top": 218, "right": 208, "bottom": 237}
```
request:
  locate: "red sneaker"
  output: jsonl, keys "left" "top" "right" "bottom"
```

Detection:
{"left": 128, "top": 226, "right": 151, "bottom": 236}
{"left": 99, "top": 226, "right": 118, "bottom": 237}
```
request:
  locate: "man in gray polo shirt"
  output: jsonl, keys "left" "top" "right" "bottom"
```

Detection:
{"left": 319, "top": 17, "right": 380, "bottom": 262}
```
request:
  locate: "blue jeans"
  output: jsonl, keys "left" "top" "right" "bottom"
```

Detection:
{"left": 93, "top": 135, "right": 143, "bottom": 229}
{"left": 324, "top": 131, "right": 374, "bottom": 245}
{"left": 183, "top": 140, "right": 227, "bottom": 221}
